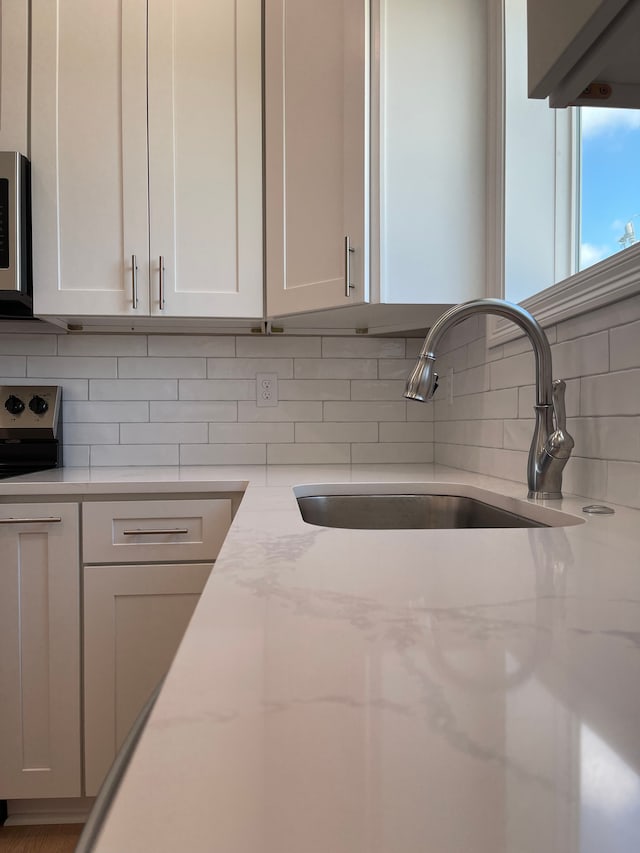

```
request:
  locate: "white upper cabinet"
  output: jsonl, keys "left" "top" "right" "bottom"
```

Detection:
{"left": 148, "top": 0, "right": 263, "bottom": 318}
{"left": 265, "top": 0, "right": 487, "bottom": 328}
{"left": 376, "top": 0, "right": 487, "bottom": 306}
{"left": 31, "top": 0, "right": 149, "bottom": 318}
{"left": 31, "top": 0, "right": 262, "bottom": 321}
{"left": 265, "top": 0, "right": 369, "bottom": 316}
{"left": 527, "top": 0, "right": 640, "bottom": 108}
{"left": 0, "top": 0, "right": 29, "bottom": 154}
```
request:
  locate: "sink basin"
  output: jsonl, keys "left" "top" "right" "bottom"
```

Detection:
{"left": 294, "top": 484, "right": 584, "bottom": 530}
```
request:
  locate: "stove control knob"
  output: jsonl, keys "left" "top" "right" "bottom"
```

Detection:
{"left": 5, "top": 394, "right": 25, "bottom": 415}
{"left": 29, "top": 395, "right": 49, "bottom": 415}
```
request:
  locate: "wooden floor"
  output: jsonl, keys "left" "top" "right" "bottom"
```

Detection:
{"left": 0, "top": 824, "right": 83, "bottom": 853}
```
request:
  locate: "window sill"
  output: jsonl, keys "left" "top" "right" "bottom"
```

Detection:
{"left": 487, "top": 242, "right": 640, "bottom": 347}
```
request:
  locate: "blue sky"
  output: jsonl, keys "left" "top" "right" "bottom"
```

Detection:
{"left": 580, "top": 108, "right": 640, "bottom": 269}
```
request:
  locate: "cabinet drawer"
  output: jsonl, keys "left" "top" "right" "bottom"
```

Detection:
{"left": 82, "top": 498, "right": 231, "bottom": 564}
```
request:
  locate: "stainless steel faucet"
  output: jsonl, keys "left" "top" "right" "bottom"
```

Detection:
{"left": 404, "top": 298, "right": 574, "bottom": 500}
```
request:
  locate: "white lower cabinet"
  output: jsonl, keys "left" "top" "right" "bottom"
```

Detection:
{"left": 82, "top": 498, "right": 232, "bottom": 795}
{"left": 83, "top": 561, "right": 213, "bottom": 796}
{"left": 0, "top": 503, "right": 81, "bottom": 799}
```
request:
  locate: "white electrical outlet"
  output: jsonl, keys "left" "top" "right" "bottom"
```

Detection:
{"left": 256, "top": 373, "right": 278, "bottom": 407}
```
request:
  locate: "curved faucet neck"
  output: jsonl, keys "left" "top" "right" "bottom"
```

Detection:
{"left": 420, "top": 298, "right": 553, "bottom": 406}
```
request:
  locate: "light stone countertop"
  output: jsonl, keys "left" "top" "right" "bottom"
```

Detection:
{"left": 3, "top": 464, "right": 640, "bottom": 852}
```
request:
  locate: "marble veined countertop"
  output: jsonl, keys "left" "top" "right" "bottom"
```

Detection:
{"left": 3, "top": 464, "right": 640, "bottom": 852}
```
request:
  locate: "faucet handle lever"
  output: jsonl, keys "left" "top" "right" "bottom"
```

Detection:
{"left": 552, "top": 379, "right": 567, "bottom": 431}
{"left": 545, "top": 379, "right": 574, "bottom": 460}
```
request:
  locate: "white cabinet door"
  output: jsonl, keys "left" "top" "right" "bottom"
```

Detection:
{"left": 31, "top": 0, "right": 149, "bottom": 318}
{"left": 31, "top": 0, "right": 262, "bottom": 322}
{"left": 148, "top": 0, "right": 263, "bottom": 319}
{"left": 83, "top": 562, "right": 212, "bottom": 795}
{"left": 265, "top": 0, "right": 369, "bottom": 316}
{"left": 0, "top": 504, "right": 81, "bottom": 799}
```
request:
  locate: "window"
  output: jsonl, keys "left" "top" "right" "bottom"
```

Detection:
{"left": 580, "top": 108, "right": 640, "bottom": 269}
{"left": 488, "top": 0, "right": 640, "bottom": 345}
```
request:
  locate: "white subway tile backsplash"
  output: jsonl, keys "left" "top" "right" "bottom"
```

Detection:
{"left": 468, "top": 337, "right": 503, "bottom": 366}
{"left": 453, "top": 364, "right": 490, "bottom": 397}
{"left": 267, "top": 443, "right": 350, "bottom": 465}
{"left": 609, "top": 320, "right": 640, "bottom": 371}
{"left": 378, "top": 359, "right": 415, "bottom": 380}
{"left": 434, "top": 419, "right": 503, "bottom": 448}
{"left": 294, "top": 358, "right": 377, "bottom": 379}
{"left": 64, "top": 423, "right": 119, "bottom": 445}
{"left": 58, "top": 335, "right": 147, "bottom": 356}
{"left": 65, "top": 401, "right": 149, "bottom": 423}
{"left": 323, "top": 401, "right": 406, "bottom": 422}
{"left": 118, "top": 357, "right": 206, "bottom": 379}
{"left": 237, "top": 336, "right": 320, "bottom": 358}
{"left": 0, "top": 334, "right": 56, "bottom": 355}
{"left": 551, "top": 331, "right": 609, "bottom": 379}
{"left": 295, "top": 422, "right": 378, "bottom": 443}
{"left": 28, "top": 356, "right": 116, "bottom": 378}
{"left": 278, "top": 380, "right": 350, "bottom": 400}
{"left": 3, "top": 309, "right": 637, "bottom": 501}
{"left": 606, "top": 461, "right": 640, "bottom": 509}
{"left": 0, "top": 355, "right": 26, "bottom": 376}
{"left": 148, "top": 336, "right": 235, "bottom": 357}
{"left": 379, "top": 422, "right": 433, "bottom": 442}
{"left": 179, "top": 379, "right": 255, "bottom": 401}
{"left": 120, "top": 422, "right": 208, "bottom": 444}
{"left": 150, "top": 401, "right": 237, "bottom": 422}
{"left": 180, "top": 444, "right": 266, "bottom": 465}
{"left": 581, "top": 370, "right": 640, "bottom": 416}
{"left": 91, "top": 444, "right": 179, "bottom": 466}
{"left": 503, "top": 419, "right": 535, "bottom": 452}
{"left": 208, "top": 357, "right": 293, "bottom": 379}
{"left": 63, "top": 445, "right": 90, "bottom": 467}
{"left": 351, "top": 443, "right": 433, "bottom": 464}
{"left": 405, "top": 400, "right": 434, "bottom": 422}
{"left": 563, "top": 457, "right": 608, "bottom": 502}
{"left": 490, "top": 351, "right": 535, "bottom": 390}
{"left": 435, "top": 388, "right": 518, "bottom": 421}
{"left": 350, "top": 380, "right": 406, "bottom": 400}
{"left": 567, "top": 417, "right": 640, "bottom": 461}
{"left": 90, "top": 379, "right": 178, "bottom": 400}
{"left": 322, "top": 337, "right": 404, "bottom": 359}
{"left": 239, "top": 401, "right": 322, "bottom": 422}
{"left": 209, "top": 423, "right": 294, "bottom": 444}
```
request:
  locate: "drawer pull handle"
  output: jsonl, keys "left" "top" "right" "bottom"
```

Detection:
{"left": 0, "top": 516, "right": 62, "bottom": 524}
{"left": 122, "top": 527, "right": 190, "bottom": 536}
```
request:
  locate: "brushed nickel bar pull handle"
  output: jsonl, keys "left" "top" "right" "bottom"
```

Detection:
{"left": 345, "top": 235, "right": 355, "bottom": 297}
{"left": 158, "top": 255, "right": 165, "bottom": 310}
{"left": 0, "top": 517, "right": 63, "bottom": 524}
{"left": 131, "top": 254, "right": 138, "bottom": 309}
{"left": 122, "top": 528, "right": 190, "bottom": 536}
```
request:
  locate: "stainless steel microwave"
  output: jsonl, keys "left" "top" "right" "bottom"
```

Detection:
{"left": 0, "top": 151, "right": 32, "bottom": 318}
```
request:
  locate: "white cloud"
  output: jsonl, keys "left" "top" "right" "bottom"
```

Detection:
{"left": 581, "top": 107, "right": 640, "bottom": 139}
{"left": 580, "top": 242, "right": 611, "bottom": 268}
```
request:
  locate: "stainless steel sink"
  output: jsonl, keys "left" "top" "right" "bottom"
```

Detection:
{"left": 296, "top": 493, "right": 549, "bottom": 530}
